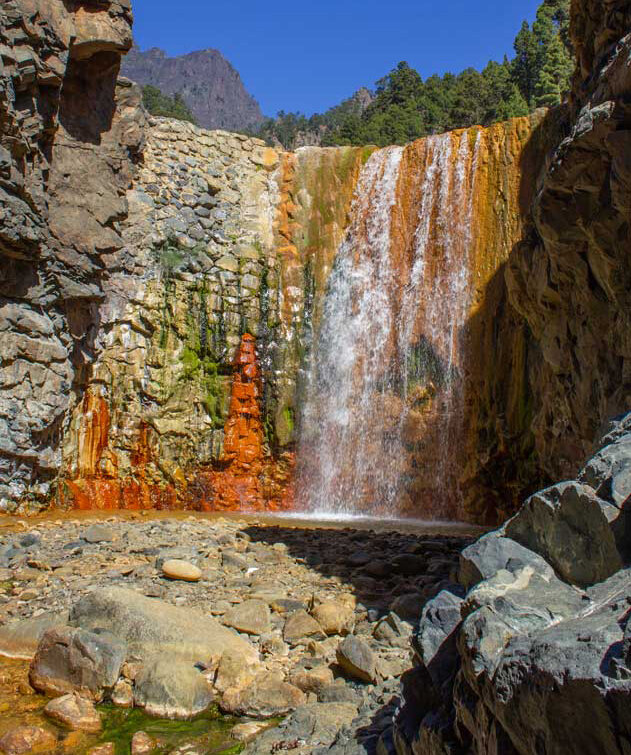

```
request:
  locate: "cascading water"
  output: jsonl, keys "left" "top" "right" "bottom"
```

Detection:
{"left": 297, "top": 131, "right": 482, "bottom": 518}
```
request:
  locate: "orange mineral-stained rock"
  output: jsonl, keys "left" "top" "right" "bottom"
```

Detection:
{"left": 205, "top": 333, "right": 293, "bottom": 512}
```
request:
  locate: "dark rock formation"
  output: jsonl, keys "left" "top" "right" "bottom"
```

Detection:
{"left": 0, "top": 0, "right": 146, "bottom": 509}
{"left": 394, "top": 412, "right": 631, "bottom": 754}
{"left": 504, "top": 0, "right": 631, "bottom": 486}
{"left": 121, "top": 46, "right": 265, "bottom": 131}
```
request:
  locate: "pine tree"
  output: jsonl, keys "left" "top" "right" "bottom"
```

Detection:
{"left": 512, "top": 21, "right": 538, "bottom": 105}
{"left": 534, "top": 32, "right": 573, "bottom": 106}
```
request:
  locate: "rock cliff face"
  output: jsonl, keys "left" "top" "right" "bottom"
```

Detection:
{"left": 1, "top": 0, "right": 630, "bottom": 524}
{"left": 505, "top": 0, "right": 631, "bottom": 488}
{"left": 121, "top": 46, "right": 265, "bottom": 132}
{"left": 0, "top": 0, "right": 144, "bottom": 510}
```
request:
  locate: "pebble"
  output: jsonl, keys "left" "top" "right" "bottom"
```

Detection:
{"left": 161, "top": 559, "right": 202, "bottom": 582}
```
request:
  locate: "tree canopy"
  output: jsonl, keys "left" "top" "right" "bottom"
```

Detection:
{"left": 258, "top": 0, "right": 571, "bottom": 149}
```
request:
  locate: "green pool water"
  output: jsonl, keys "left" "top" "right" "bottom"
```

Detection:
{"left": 96, "top": 704, "right": 243, "bottom": 755}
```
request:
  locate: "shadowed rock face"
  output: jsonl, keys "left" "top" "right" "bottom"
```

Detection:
{"left": 121, "top": 45, "right": 265, "bottom": 132}
{"left": 505, "top": 0, "right": 631, "bottom": 487}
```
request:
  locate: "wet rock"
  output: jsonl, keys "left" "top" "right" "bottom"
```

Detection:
{"left": 223, "top": 599, "right": 271, "bottom": 635}
{"left": 283, "top": 610, "right": 326, "bottom": 645}
{"left": 336, "top": 635, "right": 377, "bottom": 683}
{"left": 44, "top": 692, "right": 102, "bottom": 732}
{"left": 161, "top": 559, "right": 202, "bottom": 582}
{"left": 220, "top": 674, "right": 306, "bottom": 718}
{"left": 29, "top": 626, "right": 126, "bottom": 700}
{"left": 0, "top": 726, "right": 57, "bottom": 755}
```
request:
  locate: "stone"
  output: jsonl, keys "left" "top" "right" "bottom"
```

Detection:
{"left": 0, "top": 726, "right": 57, "bottom": 755}
{"left": 134, "top": 656, "right": 214, "bottom": 719}
{"left": 220, "top": 674, "right": 306, "bottom": 718}
{"left": 504, "top": 481, "right": 623, "bottom": 587}
{"left": 223, "top": 599, "right": 271, "bottom": 635}
{"left": 88, "top": 745, "right": 115, "bottom": 755}
{"left": 458, "top": 532, "right": 550, "bottom": 590}
{"left": 68, "top": 587, "right": 257, "bottom": 665}
{"left": 373, "top": 612, "right": 412, "bottom": 649}
{"left": 29, "top": 626, "right": 126, "bottom": 700}
{"left": 213, "top": 649, "right": 260, "bottom": 694}
{"left": 311, "top": 601, "right": 355, "bottom": 636}
{"left": 390, "top": 554, "right": 426, "bottom": 575}
{"left": 83, "top": 524, "right": 115, "bottom": 544}
{"left": 131, "top": 731, "right": 157, "bottom": 754}
{"left": 336, "top": 635, "right": 377, "bottom": 683}
{"left": 283, "top": 610, "right": 326, "bottom": 644}
{"left": 43, "top": 692, "right": 102, "bottom": 732}
{"left": 414, "top": 589, "right": 463, "bottom": 690}
{"left": 161, "top": 559, "right": 202, "bottom": 582}
{"left": 111, "top": 679, "right": 133, "bottom": 707}
{"left": 0, "top": 611, "right": 69, "bottom": 660}
{"left": 390, "top": 593, "right": 422, "bottom": 621}
{"left": 231, "top": 721, "right": 270, "bottom": 742}
{"left": 288, "top": 665, "right": 334, "bottom": 693}
{"left": 244, "top": 702, "right": 358, "bottom": 754}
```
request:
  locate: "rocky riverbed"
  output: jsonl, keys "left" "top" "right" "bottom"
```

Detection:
{"left": 0, "top": 513, "right": 475, "bottom": 754}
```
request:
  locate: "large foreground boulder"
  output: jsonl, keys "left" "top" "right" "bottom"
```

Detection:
{"left": 69, "top": 587, "right": 257, "bottom": 665}
{"left": 394, "top": 413, "right": 631, "bottom": 755}
{"left": 28, "top": 587, "right": 258, "bottom": 719}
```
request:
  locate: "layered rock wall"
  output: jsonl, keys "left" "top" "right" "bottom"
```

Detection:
{"left": 0, "top": 0, "right": 143, "bottom": 510}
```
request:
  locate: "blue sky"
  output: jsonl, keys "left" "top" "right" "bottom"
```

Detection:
{"left": 131, "top": 0, "right": 542, "bottom": 117}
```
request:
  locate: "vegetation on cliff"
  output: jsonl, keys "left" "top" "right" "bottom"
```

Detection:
{"left": 141, "top": 85, "right": 198, "bottom": 124}
{"left": 258, "top": 0, "right": 572, "bottom": 148}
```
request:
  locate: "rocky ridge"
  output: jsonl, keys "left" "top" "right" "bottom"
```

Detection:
{"left": 121, "top": 46, "right": 266, "bottom": 132}
{"left": 0, "top": 0, "right": 144, "bottom": 509}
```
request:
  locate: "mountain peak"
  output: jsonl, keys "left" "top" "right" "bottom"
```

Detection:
{"left": 121, "top": 46, "right": 265, "bottom": 131}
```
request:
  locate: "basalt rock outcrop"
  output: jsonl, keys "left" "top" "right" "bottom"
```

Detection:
{"left": 393, "top": 412, "right": 631, "bottom": 755}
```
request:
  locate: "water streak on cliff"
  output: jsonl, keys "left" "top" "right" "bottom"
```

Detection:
{"left": 297, "top": 130, "right": 485, "bottom": 518}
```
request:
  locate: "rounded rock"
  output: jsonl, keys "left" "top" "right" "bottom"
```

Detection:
{"left": 161, "top": 559, "right": 201, "bottom": 582}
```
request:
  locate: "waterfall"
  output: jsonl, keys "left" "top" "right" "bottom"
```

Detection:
{"left": 297, "top": 130, "right": 481, "bottom": 519}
